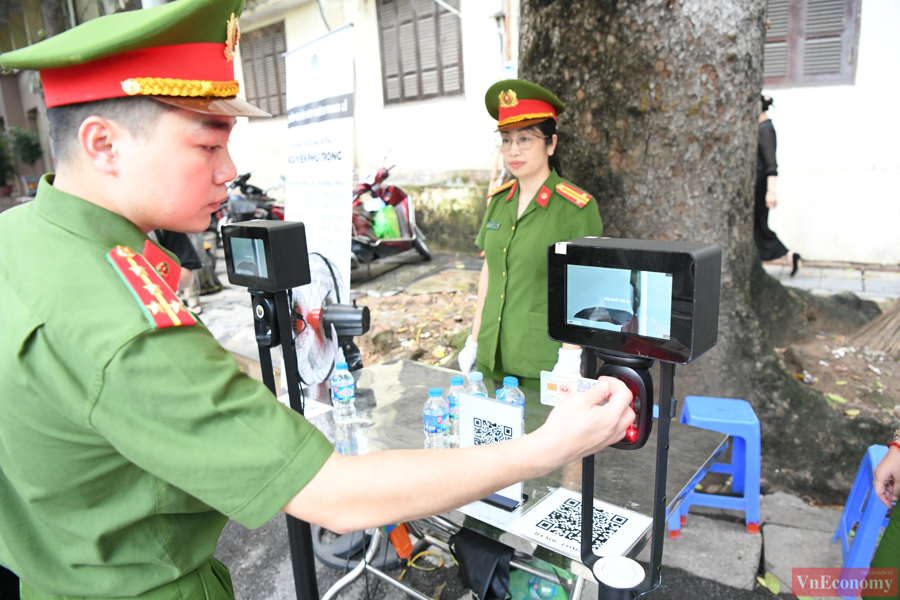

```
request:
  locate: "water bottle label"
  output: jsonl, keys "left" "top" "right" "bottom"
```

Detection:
{"left": 332, "top": 383, "right": 354, "bottom": 403}
{"left": 424, "top": 414, "right": 443, "bottom": 434}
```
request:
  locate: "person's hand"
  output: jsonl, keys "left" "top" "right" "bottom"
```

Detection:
{"left": 552, "top": 347, "right": 583, "bottom": 376}
{"left": 874, "top": 445, "right": 900, "bottom": 507}
{"left": 766, "top": 190, "right": 777, "bottom": 209}
{"left": 457, "top": 335, "right": 478, "bottom": 375}
{"left": 534, "top": 377, "right": 635, "bottom": 464}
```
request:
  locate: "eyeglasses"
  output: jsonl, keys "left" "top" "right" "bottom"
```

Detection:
{"left": 499, "top": 133, "right": 548, "bottom": 151}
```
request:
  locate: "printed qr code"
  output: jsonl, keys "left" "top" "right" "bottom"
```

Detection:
{"left": 473, "top": 417, "right": 513, "bottom": 446}
{"left": 536, "top": 497, "right": 628, "bottom": 550}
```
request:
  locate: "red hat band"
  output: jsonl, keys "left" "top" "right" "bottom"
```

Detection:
{"left": 497, "top": 98, "right": 557, "bottom": 129}
{"left": 39, "top": 43, "right": 237, "bottom": 108}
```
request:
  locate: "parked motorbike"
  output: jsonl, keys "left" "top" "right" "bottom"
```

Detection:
{"left": 351, "top": 166, "right": 431, "bottom": 266}
{"left": 208, "top": 173, "right": 285, "bottom": 245}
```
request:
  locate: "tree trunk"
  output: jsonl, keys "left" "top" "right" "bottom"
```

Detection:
{"left": 519, "top": 0, "right": 889, "bottom": 502}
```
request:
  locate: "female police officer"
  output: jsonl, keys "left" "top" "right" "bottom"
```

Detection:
{"left": 458, "top": 80, "right": 604, "bottom": 388}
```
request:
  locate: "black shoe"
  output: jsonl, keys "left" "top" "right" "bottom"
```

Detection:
{"left": 790, "top": 252, "right": 802, "bottom": 277}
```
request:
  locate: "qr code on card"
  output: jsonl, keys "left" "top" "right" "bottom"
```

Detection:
{"left": 536, "top": 497, "right": 628, "bottom": 550}
{"left": 473, "top": 417, "right": 513, "bottom": 445}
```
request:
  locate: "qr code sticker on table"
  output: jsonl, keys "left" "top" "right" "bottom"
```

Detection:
{"left": 473, "top": 417, "right": 513, "bottom": 445}
{"left": 536, "top": 497, "right": 628, "bottom": 551}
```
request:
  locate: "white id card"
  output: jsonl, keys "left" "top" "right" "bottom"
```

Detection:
{"left": 540, "top": 371, "right": 606, "bottom": 406}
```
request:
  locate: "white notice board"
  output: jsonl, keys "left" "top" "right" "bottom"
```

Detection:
{"left": 284, "top": 24, "right": 355, "bottom": 293}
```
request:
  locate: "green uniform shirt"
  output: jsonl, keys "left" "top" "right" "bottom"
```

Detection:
{"left": 0, "top": 176, "right": 334, "bottom": 597}
{"left": 475, "top": 169, "right": 603, "bottom": 379}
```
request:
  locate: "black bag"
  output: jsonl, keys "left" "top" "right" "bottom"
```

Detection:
{"left": 448, "top": 528, "right": 513, "bottom": 600}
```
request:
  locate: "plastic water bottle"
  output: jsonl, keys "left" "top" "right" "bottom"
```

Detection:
{"left": 331, "top": 362, "right": 356, "bottom": 423}
{"left": 334, "top": 421, "right": 359, "bottom": 456}
{"left": 497, "top": 376, "right": 525, "bottom": 428}
{"left": 424, "top": 387, "right": 449, "bottom": 449}
{"left": 467, "top": 372, "right": 489, "bottom": 398}
{"left": 446, "top": 376, "right": 465, "bottom": 447}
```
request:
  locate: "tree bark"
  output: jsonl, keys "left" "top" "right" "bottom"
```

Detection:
{"left": 519, "top": 0, "right": 888, "bottom": 502}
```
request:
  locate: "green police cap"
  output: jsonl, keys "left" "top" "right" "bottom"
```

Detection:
{"left": 484, "top": 79, "right": 565, "bottom": 131}
{"left": 0, "top": 0, "right": 268, "bottom": 117}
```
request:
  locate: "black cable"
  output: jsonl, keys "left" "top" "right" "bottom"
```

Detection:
{"left": 342, "top": 530, "right": 355, "bottom": 574}
{"left": 633, "top": 573, "right": 663, "bottom": 599}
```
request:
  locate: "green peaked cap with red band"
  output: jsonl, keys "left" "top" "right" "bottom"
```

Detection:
{"left": 484, "top": 79, "right": 565, "bottom": 131}
{"left": 0, "top": 0, "right": 269, "bottom": 117}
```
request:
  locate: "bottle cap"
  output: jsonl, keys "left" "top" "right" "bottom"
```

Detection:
{"left": 450, "top": 376, "right": 464, "bottom": 386}
{"left": 503, "top": 376, "right": 519, "bottom": 387}
{"left": 469, "top": 372, "right": 483, "bottom": 382}
{"left": 336, "top": 362, "right": 348, "bottom": 370}
{"left": 429, "top": 387, "right": 443, "bottom": 397}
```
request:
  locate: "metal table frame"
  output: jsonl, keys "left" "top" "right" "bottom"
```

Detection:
{"left": 304, "top": 360, "right": 728, "bottom": 598}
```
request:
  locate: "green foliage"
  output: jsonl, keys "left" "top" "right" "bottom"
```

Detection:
{"left": 0, "top": 135, "right": 15, "bottom": 187}
{"left": 756, "top": 572, "right": 781, "bottom": 594}
{"left": 9, "top": 126, "right": 43, "bottom": 168}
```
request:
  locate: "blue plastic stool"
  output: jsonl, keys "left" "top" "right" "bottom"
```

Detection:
{"left": 668, "top": 396, "right": 761, "bottom": 537}
{"left": 832, "top": 444, "right": 891, "bottom": 600}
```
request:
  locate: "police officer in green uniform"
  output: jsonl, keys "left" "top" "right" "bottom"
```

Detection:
{"left": 457, "top": 80, "right": 604, "bottom": 389}
{"left": 864, "top": 430, "right": 900, "bottom": 598}
{"left": 0, "top": 3, "right": 637, "bottom": 598}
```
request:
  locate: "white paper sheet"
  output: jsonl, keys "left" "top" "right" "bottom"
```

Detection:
{"left": 510, "top": 488, "right": 652, "bottom": 560}
{"left": 457, "top": 392, "right": 524, "bottom": 505}
{"left": 276, "top": 395, "right": 333, "bottom": 420}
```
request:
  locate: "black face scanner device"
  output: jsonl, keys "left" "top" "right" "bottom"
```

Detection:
{"left": 547, "top": 237, "right": 721, "bottom": 598}
{"left": 221, "top": 220, "right": 368, "bottom": 600}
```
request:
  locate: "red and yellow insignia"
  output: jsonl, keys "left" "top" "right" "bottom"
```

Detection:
{"left": 107, "top": 246, "right": 196, "bottom": 329}
{"left": 505, "top": 180, "right": 518, "bottom": 202}
{"left": 487, "top": 179, "right": 516, "bottom": 199}
{"left": 556, "top": 182, "right": 593, "bottom": 208}
{"left": 224, "top": 12, "right": 241, "bottom": 62}
{"left": 499, "top": 89, "right": 519, "bottom": 108}
{"left": 142, "top": 240, "right": 181, "bottom": 292}
{"left": 536, "top": 185, "right": 551, "bottom": 208}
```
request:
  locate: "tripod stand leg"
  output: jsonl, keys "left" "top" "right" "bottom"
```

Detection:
{"left": 286, "top": 515, "right": 321, "bottom": 600}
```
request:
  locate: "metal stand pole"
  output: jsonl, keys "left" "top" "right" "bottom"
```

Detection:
{"left": 251, "top": 290, "right": 320, "bottom": 600}
{"left": 581, "top": 357, "right": 676, "bottom": 599}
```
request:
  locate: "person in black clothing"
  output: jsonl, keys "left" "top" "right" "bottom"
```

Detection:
{"left": 755, "top": 95, "right": 801, "bottom": 276}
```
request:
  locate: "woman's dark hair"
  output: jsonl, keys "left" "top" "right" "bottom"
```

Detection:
{"left": 523, "top": 118, "right": 563, "bottom": 178}
{"left": 761, "top": 95, "right": 774, "bottom": 112}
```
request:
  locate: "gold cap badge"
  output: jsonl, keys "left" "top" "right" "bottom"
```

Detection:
{"left": 499, "top": 89, "right": 519, "bottom": 108}
{"left": 224, "top": 13, "right": 240, "bottom": 62}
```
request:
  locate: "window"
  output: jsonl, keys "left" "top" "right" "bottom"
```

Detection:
{"left": 763, "top": 0, "right": 861, "bottom": 87}
{"left": 376, "top": 0, "right": 463, "bottom": 104}
{"left": 240, "top": 22, "right": 287, "bottom": 117}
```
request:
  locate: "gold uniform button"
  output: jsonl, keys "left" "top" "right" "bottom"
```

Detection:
{"left": 501, "top": 294, "right": 504, "bottom": 299}
{"left": 498, "top": 317, "right": 502, "bottom": 322}
{"left": 503, "top": 248, "right": 507, "bottom": 253}
{"left": 502, "top": 271, "right": 506, "bottom": 277}
{"left": 511, "top": 225, "right": 515, "bottom": 231}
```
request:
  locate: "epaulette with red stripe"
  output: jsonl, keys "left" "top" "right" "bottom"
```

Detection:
{"left": 487, "top": 179, "right": 516, "bottom": 199}
{"left": 107, "top": 245, "right": 196, "bottom": 329}
{"left": 556, "top": 182, "right": 593, "bottom": 208}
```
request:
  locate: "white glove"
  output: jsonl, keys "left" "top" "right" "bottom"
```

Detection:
{"left": 552, "top": 347, "right": 583, "bottom": 376}
{"left": 457, "top": 335, "right": 478, "bottom": 375}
